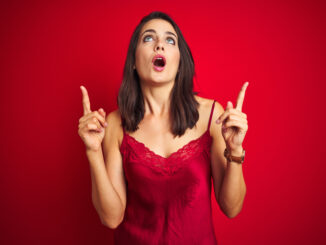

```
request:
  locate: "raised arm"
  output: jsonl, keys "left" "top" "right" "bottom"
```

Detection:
{"left": 210, "top": 82, "right": 249, "bottom": 218}
{"left": 78, "top": 86, "right": 126, "bottom": 228}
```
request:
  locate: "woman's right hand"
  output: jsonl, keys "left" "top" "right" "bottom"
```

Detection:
{"left": 78, "top": 85, "right": 108, "bottom": 152}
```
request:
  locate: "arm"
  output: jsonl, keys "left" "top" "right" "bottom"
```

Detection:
{"left": 87, "top": 110, "right": 126, "bottom": 228}
{"left": 210, "top": 101, "right": 247, "bottom": 218}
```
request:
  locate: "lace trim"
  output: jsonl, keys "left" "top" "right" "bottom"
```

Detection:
{"left": 120, "top": 130, "right": 212, "bottom": 175}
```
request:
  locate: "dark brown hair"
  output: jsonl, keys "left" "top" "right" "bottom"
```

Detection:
{"left": 117, "top": 11, "right": 199, "bottom": 137}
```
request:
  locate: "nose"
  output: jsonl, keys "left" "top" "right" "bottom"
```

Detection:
{"left": 154, "top": 38, "right": 164, "bottom": 51}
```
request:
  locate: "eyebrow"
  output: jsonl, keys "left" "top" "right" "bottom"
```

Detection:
{"left": 141, "top": 29, "right": 177, "bottom": 39}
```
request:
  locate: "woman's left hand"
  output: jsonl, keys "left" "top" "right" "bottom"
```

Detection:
{"left": 216, "top": 82, "right": 249, "bottom": 155}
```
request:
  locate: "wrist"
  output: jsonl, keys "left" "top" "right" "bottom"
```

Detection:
{"left": 229, "top": 147, "right": 244, "bottom": 157}
{"left": 86, "top": 146, "right": 102, "bottom": 155}
{"left": 224, "top": 146, "right": 245, "bottom": 164}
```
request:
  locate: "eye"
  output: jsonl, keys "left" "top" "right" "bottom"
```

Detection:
{"left": 143, "top": 35, "right": 153, "bottom": 42}
{"left": 166, "top": 37, "right": 175, "bottom": 45}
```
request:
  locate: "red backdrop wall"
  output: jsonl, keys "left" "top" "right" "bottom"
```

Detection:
{"left": 1, "top": 0, "right": 325, "bottom": 244}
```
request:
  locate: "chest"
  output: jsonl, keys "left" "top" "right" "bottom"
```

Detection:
{"left": 121, "top": 129, "right": 212, "bottom": 176}
{"left": 125, "top": 120, "right": 207, "bottom": 159}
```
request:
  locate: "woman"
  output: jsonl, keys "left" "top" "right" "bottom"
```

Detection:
{"left": 78, "top": 11, "right": 248, "bottom": 245}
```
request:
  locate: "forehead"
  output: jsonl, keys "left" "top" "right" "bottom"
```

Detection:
{"left": 140, "top": 19, "right": 177, "bottom": 36}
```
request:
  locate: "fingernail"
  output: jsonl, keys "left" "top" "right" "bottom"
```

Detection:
{"left": 216, "top": 119, "right": 220, "bottom": 124}
{"left": 104, "top": 122, "right": 108, "bottom": 127}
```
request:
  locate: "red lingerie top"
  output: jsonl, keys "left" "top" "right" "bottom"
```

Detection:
{"left": 115, "top": 100, "right": 218, "bottom": 245}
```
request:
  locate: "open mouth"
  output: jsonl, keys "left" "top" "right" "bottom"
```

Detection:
{"left": 153, "top": 57, "right": 165, "bottom": 67}
{"left": 152, "top": 55, "right": 166, "bottom": 71}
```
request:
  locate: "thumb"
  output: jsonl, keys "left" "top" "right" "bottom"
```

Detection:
{"left": 226, "top": 101, "right": 233, "bottom": 110}
{"left": 98, "top": 108, "right": 106, "bottom": 117}
{"left": 98, "top": 108, "right": 108, "bottom": 127}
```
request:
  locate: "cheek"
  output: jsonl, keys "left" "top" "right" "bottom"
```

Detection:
{"left": 135, "top": 47, "right": 151, "bottom": 67}
{"left": 135, "top": 48, "right": 141, "bottom": 65}
{"left": 172, "top": 51, "right": 180, "bottom": 67}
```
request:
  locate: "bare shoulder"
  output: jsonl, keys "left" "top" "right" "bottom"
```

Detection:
{"left": 194, "top": 95, "right": 224, "bottom": 121}
{"left": 106, "top": 108, "right": 122, "bottom": 124}
{"left": 104, "top": 108, "right": 124, "bottom": 147}
{"left": 194, "top": 95, "right": 225, "bottom": 139}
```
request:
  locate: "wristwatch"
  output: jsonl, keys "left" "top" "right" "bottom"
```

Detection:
{"left": 224, "top": 148, "right": 245, "bottom": 164}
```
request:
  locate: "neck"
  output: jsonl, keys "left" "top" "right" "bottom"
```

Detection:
{"left": 140, "top": 80, "right": 174, "bottom": 117}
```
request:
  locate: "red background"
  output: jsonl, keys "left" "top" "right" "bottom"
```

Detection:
{"left": 1, "top": 0, "right": 325, "bottom": 244}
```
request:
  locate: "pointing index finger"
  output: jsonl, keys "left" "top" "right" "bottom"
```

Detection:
{"left": 80, "top": 85, "right": 91, "bottom": 115}
{"left": 235, "top": 81, "right": 249, "bottom": 111}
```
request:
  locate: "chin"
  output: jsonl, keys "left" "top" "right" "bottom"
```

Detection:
{"left": 140, "top": 75, "right": 175, "bottom": 85}
{"left": 146, "top": 79, "right": 172, "bottom": 85}
{"left": 153, "top": 76, "right": 176, "bottom": 83}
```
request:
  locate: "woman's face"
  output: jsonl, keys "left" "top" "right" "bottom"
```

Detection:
{"left": 135, "top": 19, "right": 180, "bottom": 85}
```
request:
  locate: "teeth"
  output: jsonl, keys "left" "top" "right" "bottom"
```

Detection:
{"left": 154, "top": 57, "right": 165, "bottom": 67}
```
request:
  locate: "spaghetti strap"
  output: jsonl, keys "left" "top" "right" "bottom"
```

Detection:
{"left": 207, "top": 100, "right": 216, "bottom": 130}
{"left": 115, "top": 101, "right": 218, "bottom": 244}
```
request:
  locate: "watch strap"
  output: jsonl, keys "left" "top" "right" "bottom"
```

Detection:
{"left": 224, "top": 148, "right": 245, "bottom": 164}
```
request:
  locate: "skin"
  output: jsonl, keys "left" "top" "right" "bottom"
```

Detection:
{"left": 212, "top": 82, "right": 249, "bottom": 218}
{"left": 135, "top": 19, "right": 180, "bottom": 83}
{"left": 79, "top": 18, "right": 249, "bottom": 222}
{"left": 135, "top": 19, "right": 180, "bottom": 118}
